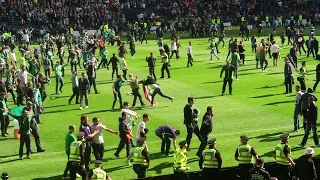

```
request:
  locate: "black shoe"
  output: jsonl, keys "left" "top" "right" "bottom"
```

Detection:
{"left": 68, "top": 100, "right": 71, "bottom": 105}
{"left": 114, "top": 153, "right": 119, "bottom": 158}
{"left": 131, "top": 144, "right": 136, "bottom": 148}
{"left": 95, "top": 91, "right": 100, "bottom": 94}
{"left": 59, "top": 89, "right": 63, "bottom": 93}
{"left": 160, "top": 77, "right": 164, "bottom": 78}
{"left": 37, "top": 149, "right": 45, "bottom": 153}
{"left": 76, "top": 102, "right": 80, "bottom": 104}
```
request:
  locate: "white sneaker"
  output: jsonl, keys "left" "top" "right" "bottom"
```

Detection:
{"left": 85, "top": 106, "right": 88, "bottom": 108}
{"left": 236, "top": 78, "right": 239, "bottom": 80}
{"left": 80, "top": 107, "right": 83, "bottom": 110}
{"left": 76, "top": 173, "right": 81, "bottom": 178}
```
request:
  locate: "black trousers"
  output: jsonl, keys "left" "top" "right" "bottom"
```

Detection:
{"left": 63, "top": 151, "right": 70, "bottom": 177}
{"left": 132, "top": 88, "right": 144, "bottom": 107}
{"left": 88, "top": 76, "right": 98, "bottom": 93}
{"left": 174, "top": 170, "right": 190, "bottom": 180}
{"left": 202, "top": 168, "right": 219, "bottom": 180}
{"left": 69, "top": 87, "right": 79, "bottom": 103}
{"left": 298, "top": 77, "right": 306, "bottom": 91}
{"left": 157, "top": 133, "right": 171, "bottom": 155}
{"left": 84, "top": 142, "right": 91, "bottom": 172}
{"left": 276, "top": 164, "right": 290, "bottom": 180}
{"left": 111, "top": 66, "right": 118, "bottom": 79}
{"left": 239, "top": 54, "right": 245, "bottom": 64}
{"left": 123, "top": 70, "right": 127, "bottom": 80}
{"left": 69, "top": 161, "right": 87, "bottom": 180}
{"left": 284, "top": 76, "right": 293, "bottom": 93}
{"left": 197, "top": 133, "right": 209, "bottom": 155}
{"left": 133, "top": 164, "right": 147, "bottom": 179}
{"left": 151, "top": 88, "right": 171, "bottom": 105}
{"left": 161, "top": 63, "right": 170, "bottom": 78}
{"left": 238, "top": 164, "right": 253, "bottom": 180}
{"left": 112, "top": 90, "right": 123, "bottom": 109}
{"left": 115, "top": 137, "right": 130, "bottom": 157}
{"left": 140, "top": 36, "right": 147, "bottom": 44}
{"left": 307, "top": 48, "right": 315, "bottom": 58}
{"left": 170, "top": 50, "right": 179, "bottom": 60}
{"left": 0, "top": 114, "right": 9, "bottom": 135}
{"left": 222, "top": 79, "right": 233, "bottom": 94}
{"left": 7, "top": 88, "right": 16, "bottom": 104}
{"left": 185, "top": 123, "right": 201, "bottom": 149}
{"left": 31, "top": 126, "right": 43, "bottom": 151}
{"left": 313, "top": 77, "right": 320, "bottom": 91}
{"left": 92, "top": 143, "right": 104, "bottom": 160}
{"left": 17, "top": 94, "right": 25, "bottom": 106}
{"left": 19, "top": 134, "right": 31, "bottom": 158}
{"left": 97, "top": 59, "right": 108, "bottom": 69}
{"left": 149, "top": 67, "right": 157, "bottom": 81}
{"left": 187, "top": 54, "right": 193, "bottom": 67}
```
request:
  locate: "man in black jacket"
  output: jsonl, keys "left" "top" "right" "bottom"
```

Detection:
{"left": 107, "top": 53, "right": 119, "bottom": 80}
{"left": 184, "top": 96, "right": 201, "bottom": 151}
{"left": 146, "top": 53, "right": 156, "bottom": 81}
{"left": 306, "top": 37, "right": 315, "bottom": 58}
{"left": 249, "top": 158, "right": 273, "bottom": 180}
{"left": 294, "top": 147, "right": 317, "bottom": 180}
{"left": 114, "top": 112, "right": 130, "bottom": 157}
{"left": 196, "top": 106, "right": 214, "bottom": 157}
{"left": 313, "top": 62, "right": 320, "bottom": 92}
{"left": 299, "top": 88, "right": 317, "bottom": 130}
{"left": 78, "top": 73, "right": 90, "bottom": 110}
{"left": 299, "top": 96, "right": 319, "bottom": 147}
{"left": 284, "top": 57, "right": 294, "bottom": 93}
{"left": 290, "top": 43, "right": 298, "bottom": 68}
{"left": 220, "top": 60, "right": 235, "bottom": 96}
{"left": 314, "top": 37, "right": 319, "bottom": 56}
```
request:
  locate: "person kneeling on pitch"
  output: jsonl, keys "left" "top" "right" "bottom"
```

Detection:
{"left": 126, "top": 137, "right": 150, "bottom": 179}
{"left": 199, "top": 138, "right": 222, "bottom": 180}
{"left": 87, "top": 160, "right": 112, "bottom": 180}
{"left": 173, "top": 140, "right": 190, "bottom": 180}
{"left": 68, "top": 132, "right": 87, "bottom": 180}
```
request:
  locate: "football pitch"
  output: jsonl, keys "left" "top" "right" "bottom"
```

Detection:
{"left": 0, "top": 28, "right": 319, "bottom": 180}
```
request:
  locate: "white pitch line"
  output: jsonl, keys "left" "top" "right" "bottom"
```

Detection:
{"left": 0, "top": 125, "right": 293, "bottom": 161}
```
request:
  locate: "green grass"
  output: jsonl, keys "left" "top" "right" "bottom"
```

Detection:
{"left": 0, "top": 27, "right": 319, "bottom": 180}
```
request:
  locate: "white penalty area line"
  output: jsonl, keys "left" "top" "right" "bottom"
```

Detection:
{"left": 0, "top": 125, "right": 293, "bottom": 161}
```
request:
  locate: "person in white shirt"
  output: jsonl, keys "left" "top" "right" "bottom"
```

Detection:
{"left": 169, "top": 39, "right": 180, "bottom": 60}
{"left": 90, "top": 117, "right": 118, "bottom": 160}
{"left": 187, "top": 41, "right": 193, "bottom": 67}
{"left": 18, "top": 66, "right": 34, "bottom": 84}
{"left": 136, "top": 114, "right": 150, "bottom": 148}
{"left": 271, "top": 40, "right": 280, "bottom": 67}
{"left": 120, "top": 102, "right": 140, "bottom": 147}
{"left": 294, "top": 85, "right": 304, "bottom": 132}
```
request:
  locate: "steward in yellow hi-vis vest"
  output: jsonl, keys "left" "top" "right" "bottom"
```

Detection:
{"left": 126, "top": 138, "right": 150, "bottom": 179}
{"left": 199, "top": 138, "right": 222, "bottom": 179}
{"left": 173, "top": 140, "right": 190, "bottom": 179}
{"left": 273, "top": 133, "right": 295, "bottom": 180}
{"left": 87, "top": 160, "right": 112, "bottom": 180}
{"left": 235, "top": 135, "right": 258, "bottom": 180}
{"left": 68, "top": 132, "right": 87, "bottom": 180}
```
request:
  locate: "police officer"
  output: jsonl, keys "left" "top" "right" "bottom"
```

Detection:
{"left": 87, "top": 160, "right": 111, "bottom": 180}
{"left": 126, "top": 137, "right": 150, "bottom": 179}
{"left": 249, "top": 158, "right": 273, "bottom": 180}
{"left": 173, "top": 140, "right": 190, "bottom": 180}
{"left": 69, "top": 132, "right": 87, "bottom": 180}
{"left": 199, "top": 138, "right": 222, "bottom": 180}
{"left": 273, "top": 133, "right": 295, "bottom": 180}
{"left": 234, "top": 135, "right": 258, "bottom": 180}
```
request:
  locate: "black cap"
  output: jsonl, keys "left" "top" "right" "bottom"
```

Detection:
{"left": 1, "top": 172, "right": 9, "bottom": 178}
{"left": 178, "top": 140, "right": 188, "bottom": 146}
{"left": 207, "top": 138, "right": 217, "bottom": 145}
{"left": 240, "top": 135, "right": 249, "bottom": 142}
{"left": 280, "top": 133, "right": 290, "bottom": 140}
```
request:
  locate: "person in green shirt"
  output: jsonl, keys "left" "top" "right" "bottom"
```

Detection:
{"left": 8, "top": 109, "right": 34, "bottom": 160}
{"left": 97, "top": 47, "right": 109, "bottom": 70}
{"left": 62, "top": 125, "right": 77, "bottom": 179}
{"left": 229, "top": 50, "right": 241, "bottom": 80}
{"left": 118, "top": 55, "right": 128, "bottom": 80}
{"left": 29, "top": 59, "right": 40, "bottom": 86}
{"left": 54, "top": 62, "right": 68, "bottom": 94}
{"left": 111, "top": 75, "right": 126, "bottom": 111}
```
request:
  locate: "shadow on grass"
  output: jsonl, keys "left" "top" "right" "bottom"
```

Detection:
{"left": 259, "top": 150, "right": 275, "bottom": 158}
{"left": 250, "top": 93, "right": 284, "bottom": 99}
{"left": 96, "top": 81, "right": 115, "bottom": 85}
{"left": 45, "top": 108, "right": 77, "bottom": 114}
{"left": 253, "top": 132, "right": 304, "bottom": 143}
{"left": 33, "top": 175, "right": 63, "bottom": 180}
{"left": 48, "top": 95, "right": 70, "bottom": 100}
{"left": 255, "top": 85, "right": 282, "bottom": 89}
{"left": 201, "top": 80, "right": 222, "bottom": 84}
{"left": 148, "top": 162, "right": 172, "bottom": 174}
{"left": 104, "top": 165, "right": 130, "bottom": 173}
{"left": 263, "top": 100, "right": 293, "bottom": 106}
{"left": 0, "top": 153, "right": 19, "bottom": 158}
{"left": 45, "top": 104, "right": 69, "bottom": 109}
{"left": 196, "top": 95, "right": 222, "bottom": 99}
{"left": 0, "top": 137, "right": 15, "bottom": 142}
{"left": 0, "top": 158, "right": 19, "bottom": 164}
{"left": 266, "top": 72, "right": 283, "bottom": 75}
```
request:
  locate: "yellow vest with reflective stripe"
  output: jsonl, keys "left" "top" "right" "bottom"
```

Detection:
{"left": 133, "top": 147, "right": 147, "bottom": 165}
{"left": 237, "top": 144, "right": 253, "bottom": 164}
{"left": 299, "top": 15, "right": 303, "bottom": 21}
{"left": 217, "top": 18, "right": 221, "bottom": 24}
{"left": 202, "top": 149, "right": 219, "bottom": 168}
{"left": 211, "top": 19, "right": 215, "bottom": 24}
{"left": 69, "top": 141, "right": 82, "bottom": 162}
{"left": 241, "top": 17, "right": 245, "bottom": 22}
{"left": 91, "top": 168, "right": 107, "bottom": 180}
{"left": 144, "top": 23, "right": 147, "bottom": 29}
{"left": 275, "top": 143, "right": 290, "bottom": 165}
{"left": 173, "top": 148, "right": 187, "bottom": 171}
{"left": 266, "top": 17, "right": 269, "bottom": 22}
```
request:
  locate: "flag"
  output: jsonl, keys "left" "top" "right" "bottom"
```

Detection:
{"left": 143, "top": 85, "right": 153, "bottom": 104}
{"left": 10, "top": 106, "right": 25, "bottom": 116}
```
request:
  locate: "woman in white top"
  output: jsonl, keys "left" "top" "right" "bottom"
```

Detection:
{"left": 271, "top": 40, "right": 280, "bottom": 67}
{"left": 169, "top": 39, "right": 180, "bottom": 60}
